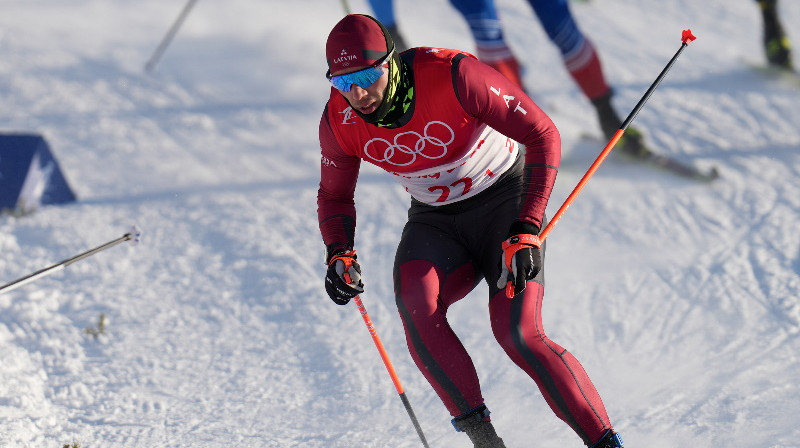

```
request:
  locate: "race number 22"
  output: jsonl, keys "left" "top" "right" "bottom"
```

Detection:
{"left": 428, "top": 177, "right": 473, "bottom": 202}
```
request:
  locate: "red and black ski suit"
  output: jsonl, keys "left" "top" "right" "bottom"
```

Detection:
{"left": 318, "top": 47, "right": 613, "bottom": 445}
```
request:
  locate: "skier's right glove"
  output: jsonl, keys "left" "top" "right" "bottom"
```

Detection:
{"left": 497, "top": 222, "right": 542, "bottom": 299}
{"left": 324, "top": 248, "right": 364, "bottom": 305}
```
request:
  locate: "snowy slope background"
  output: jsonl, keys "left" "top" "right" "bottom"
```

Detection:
{"left": 1, "top": 0, "right": 799, "bottom": 447}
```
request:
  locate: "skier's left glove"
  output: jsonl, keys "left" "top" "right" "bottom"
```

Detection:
{"left": 325, "top": 248, "right": 364, "bottom": 305}
{"left": 497, "top": 221, "right": 542, "bottom": 299}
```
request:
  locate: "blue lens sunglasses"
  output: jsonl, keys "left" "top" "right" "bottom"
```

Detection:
{"left": 327, "top": 49, "right": 394, "bottom": 92}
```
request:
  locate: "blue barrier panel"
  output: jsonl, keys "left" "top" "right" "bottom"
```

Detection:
{"left": 0, "top": 134, "right": 76, "bottom": 214}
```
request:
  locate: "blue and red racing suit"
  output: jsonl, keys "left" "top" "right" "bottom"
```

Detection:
{"left": 367, "top": 0, "right": 611, "bottom": 99}
{"left": 318, "top": 48, "right": 613, "bottom": 445}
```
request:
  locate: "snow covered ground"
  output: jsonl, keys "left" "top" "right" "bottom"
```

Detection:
{"left": 1, "top": 0, "right": 799, "bottom": 446}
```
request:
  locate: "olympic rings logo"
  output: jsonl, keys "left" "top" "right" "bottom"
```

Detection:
{"left": 364, "top": 121, "right": 455, "bottom": 167}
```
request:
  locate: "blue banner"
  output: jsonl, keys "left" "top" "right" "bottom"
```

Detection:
{"left": 0, "top": 134, "right": 76, "bottom": 214}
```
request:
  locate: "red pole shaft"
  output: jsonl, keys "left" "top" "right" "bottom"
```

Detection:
{"left": 353, "top": 295, "right": 430, "bottom": 447}
{"left": 538, "top": 30, "right": 696, "bottom": 243}
{"left": 539, "top": 129, "right": 624, "bottom": 242}
{"left": 353, "top": 295, "right": 405, "bottom": 394}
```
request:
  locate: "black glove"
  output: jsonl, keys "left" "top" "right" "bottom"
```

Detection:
{"left": 496, "top": 222, "right": 542, "bottom": 298}
{"left": 325, "top": 249, "right": 364, "bottom": 305}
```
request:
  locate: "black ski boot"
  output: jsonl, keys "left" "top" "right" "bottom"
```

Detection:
{"left": 759, "top": 0, "right": 793, "bottom": 70}
{"left": 590, "top": 430, "right": 625, "bottom": 448}
{"left": 591, "top": 91, "right": 651, "bottom": 158}
{"left": 452, "top": 405, "right": 507, "bottom": 448}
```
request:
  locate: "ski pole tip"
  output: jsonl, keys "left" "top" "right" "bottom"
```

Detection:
{"left": 682, "top": 29, "right": 697, "bottom": 44}
{"left": 127, "top": 225, "right": 142, "bottom": 246}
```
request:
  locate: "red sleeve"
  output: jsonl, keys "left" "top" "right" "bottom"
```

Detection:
{"left": 454, "top": 56, "right": 560, "bottom": 231}
{"left": 317, "top": 105, "right": 361, "bottom": 258}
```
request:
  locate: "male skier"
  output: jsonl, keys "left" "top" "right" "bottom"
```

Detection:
{"left": 318, "top": 14, "right": 624, "bottom": 448}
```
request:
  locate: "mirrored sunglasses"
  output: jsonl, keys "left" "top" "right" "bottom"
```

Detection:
{"left": 328, "top": 65, "right": 385, "bottom": 92}
{"left": 326, "top": 50, "right": 393, "bottom": 92}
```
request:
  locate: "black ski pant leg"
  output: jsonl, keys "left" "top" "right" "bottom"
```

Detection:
{"left": 393, "top": 215, "right": 487, "bottom": 418}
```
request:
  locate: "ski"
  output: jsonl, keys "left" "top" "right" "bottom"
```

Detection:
{"left": 617, "top": 149, "right": 720, "bottom": 182}
{"left": 750, "top": 64, "right": 800, "bottom": 88}
{"left": 576, "top": 134, "right": 720, "bottom": 182}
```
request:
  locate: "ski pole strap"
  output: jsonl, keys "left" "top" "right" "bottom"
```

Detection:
{"left": 501, "top": 234, "right": 541, "bottom": 298}
{"left": 329, "top": 250, "right": 357, "bottom": 284}
{"left": 451, "top": 404, "right": 491, "bottom": 432}
{"left": 501, "top": 234, "right": 541, "bottom": 271}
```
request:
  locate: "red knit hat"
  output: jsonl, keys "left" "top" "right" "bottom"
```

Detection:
{"left": 326, "top": 14, "right": 392, "bottom": 74}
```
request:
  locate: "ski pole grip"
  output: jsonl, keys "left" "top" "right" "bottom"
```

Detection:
{"left": 329, "top": 250, "right": 358, "bottom": 284}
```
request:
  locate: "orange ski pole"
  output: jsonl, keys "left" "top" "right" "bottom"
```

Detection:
{"left": 354, "top": 295, "right": 430, "bottom": 447}
{"left": 539, "top": 29, "right": 697, "bottom": 243}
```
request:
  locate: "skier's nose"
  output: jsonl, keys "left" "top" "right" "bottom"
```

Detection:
{"left": 350, "top": 84, "right": 369, "bottom": 100}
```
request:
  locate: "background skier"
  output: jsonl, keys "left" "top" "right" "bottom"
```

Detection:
{"left": 364, "top": 0, "right": 653, "bottom": 156}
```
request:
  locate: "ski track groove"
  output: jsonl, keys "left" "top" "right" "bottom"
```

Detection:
{"left": 2, "top": 0, "right": 800, "bottom": 446}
